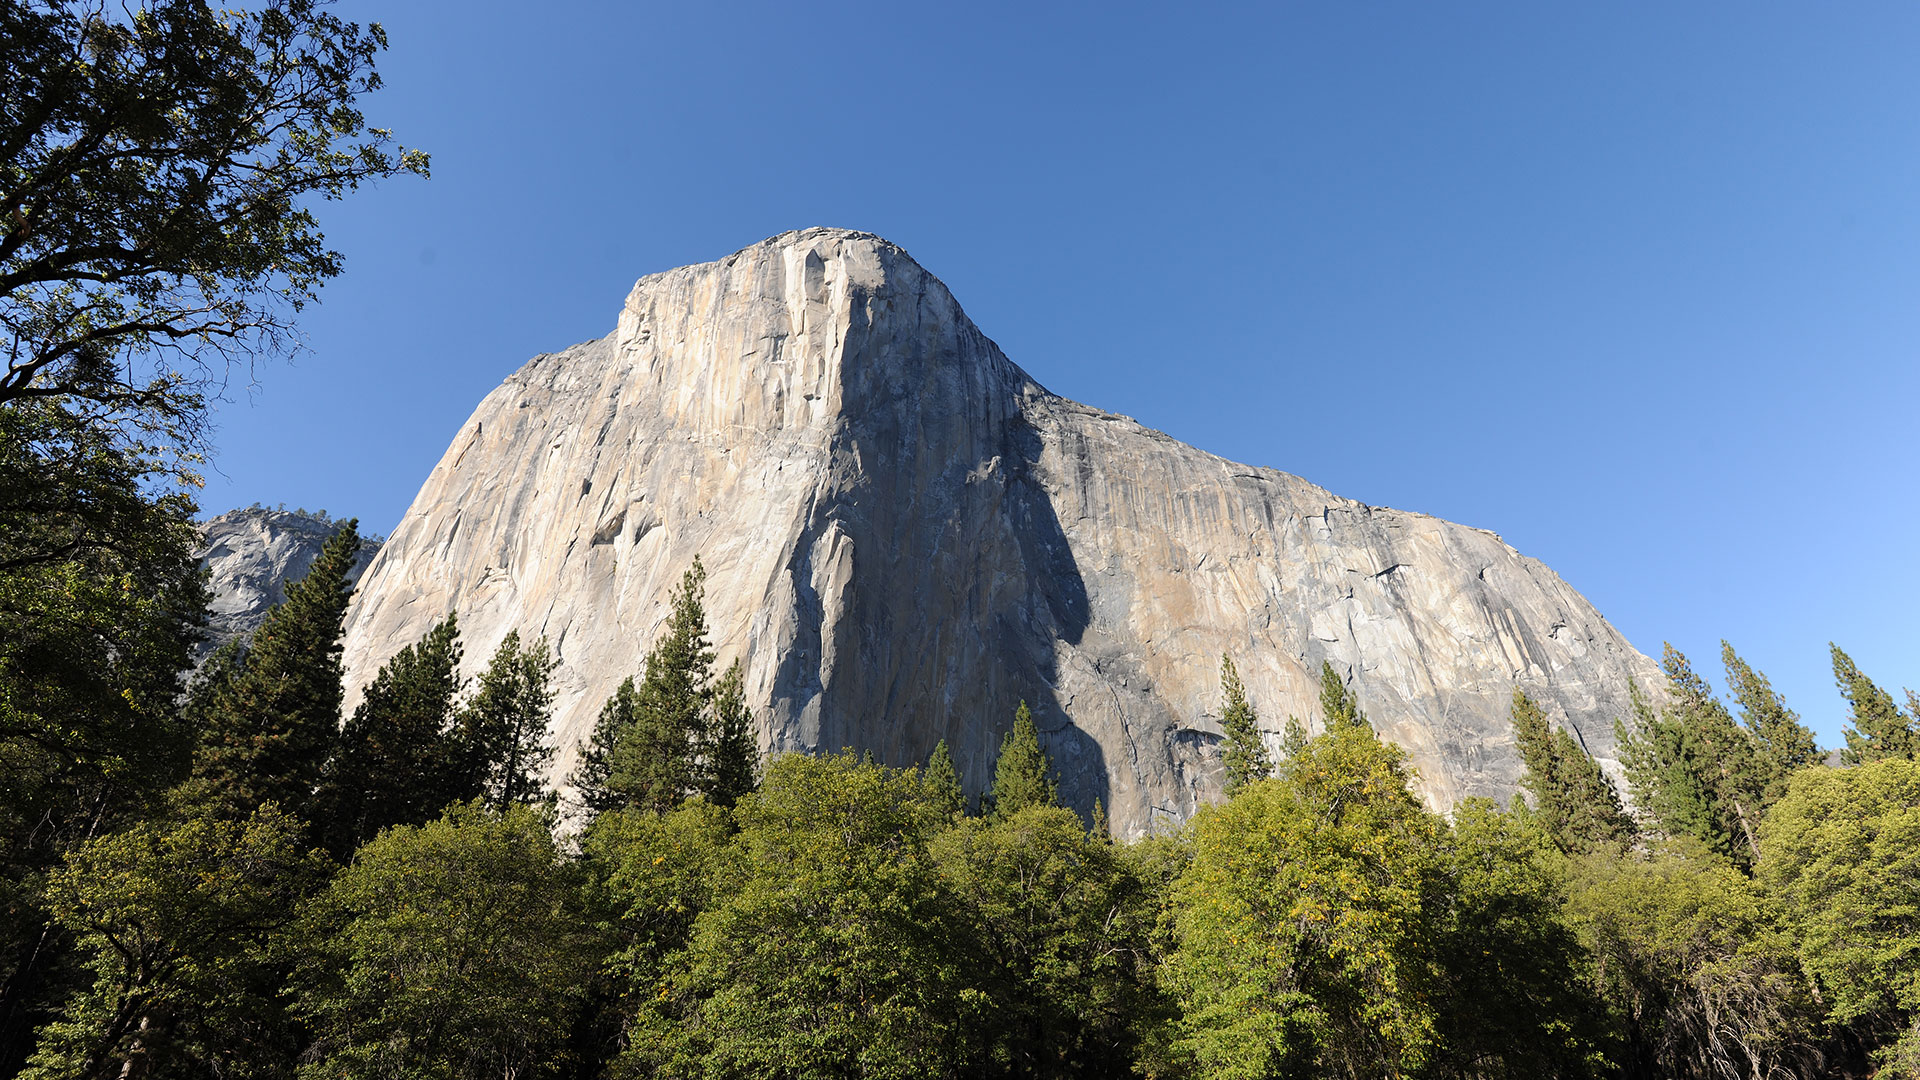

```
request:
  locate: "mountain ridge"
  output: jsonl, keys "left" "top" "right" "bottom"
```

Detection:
{"left": 323, "top": 227, "right": 1660, "bottom": 836}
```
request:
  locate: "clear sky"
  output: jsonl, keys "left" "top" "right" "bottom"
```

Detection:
{"left": 205, "top": 1, "right": 1920, "bottom": 749}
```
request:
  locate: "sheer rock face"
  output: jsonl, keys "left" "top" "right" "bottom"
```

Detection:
{"left": 338, "top": 228, "right": 1659, "bottom": 836}
{"left": 196, "top": 508, "right": 380, "bottom": 660}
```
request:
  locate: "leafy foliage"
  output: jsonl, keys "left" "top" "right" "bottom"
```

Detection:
{"left": 24, "top": 804, "right": 327, "bottom": 1079}
{"left": 0, "top": 0, "right": 427, "bottom": 451}
{"left": 292, "top": 801, "right": 596, "bottom": 1080}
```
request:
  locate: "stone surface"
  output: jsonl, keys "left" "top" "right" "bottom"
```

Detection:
{"left": 337, "top": 228, "right": 1662, "bottom": 837}
{"left": 196, "top": 508, "right": 380, "bottom": 660}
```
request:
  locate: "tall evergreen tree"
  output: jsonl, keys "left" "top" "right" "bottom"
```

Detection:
{"left": 1509, "top": 689, "right": 1632, "bottom": 854}
{"left": 701, "top": 659, "right": 759, "bottom": 807}
{"left": 1833, "top": 644, "right": 1919, "bottom": 765}
{"left": 454, "top": 632, "right": 556, "bottom": 812}
{"left": 570, "top": 677, "right": 638, "bottom": 819}
{"left": 1217, "top": 656, "right": 1272, "bottom": 795}
{"left": 606, "top": 561, "right": 717, "bottom": 813}
{"left": 1318, "top": 660, "right": 1366, "bottom": 729}
{"left": 988, "top": 701, "right": 1058, "bottom": 819}
{"left": 1280, "top": 714, "right": 1309, "bottom": 759}
{"left": 316, "top": 614, "right": 464, "bottom": 858}
{"left": 181, "top": 521, "right": 362, "bottom": 824}
{"left": 1618, "top": 647, "right": 1767, "bottom": 870}
{"left": 1721, "top": 642, "right": 1821, "bottom": 806}
{"left": 922, "top": 738, "right": 967, "bottom": 820}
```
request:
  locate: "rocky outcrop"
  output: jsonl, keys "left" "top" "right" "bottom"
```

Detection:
{"left": 197, "top": 508, "right": 380, "bottom": 659}
{"left": 338, "top": 228, "right": 1661, "bottom": 837}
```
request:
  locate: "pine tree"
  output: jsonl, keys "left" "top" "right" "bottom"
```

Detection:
{"left": 454, "top": 632, "right": 556, "bottom": 812}
{"left": 1318, "top": 661, "right": 1366, "bottom": 729}
{"left": 316, "top": 614, "right": 464, "bottom": 858}
{"left": 570, "top": 677, "right": 638, "bottom": 819}
{"left": 1509, "top": 689, "right": 1632, "bottom": 854}
{"left": 1280, "top": 714, "right": 1309, "bottom": 759}
{"left": 988, "top": 701, "right": 1058, "bottom": 819}
{"left": 607, "top": 561, "right": 717, "bottom": 813}
{"left": 701, "top": 659, "right": 759, "bottom": 807}
{"left": 1218, "top": 656, "right": 1273, "bottom": 795}
{"left": 1090, "top": 798, "right": 1111, "bottom": 842}
{"left": 1617, "top": 647, "right": 1767, "bottom": 870}
{"left": 182, "top": 521, "right": 362, "bottom": 824}
{"left": 1833, "top": 644, "right": 1919, "bottom": 765}
{"left": 1720, "top": 642, "right": 1820, "bottom": 806}
{"left": 922, "top": 738, "right": 967, "bottom": 820}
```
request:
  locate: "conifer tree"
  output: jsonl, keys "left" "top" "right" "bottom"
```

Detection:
{"left": 1090, "top": 798, "right": 1111, "bottom": 842}
{"left": 607, "top": 561, "right": 717, "bottom": 813}
{"left": 922, "top": 738, "right": 967, "bottom": 819}
{"left": 1833, "top": 644, "right": 1919, "bottom": 765}
{"left": 1280, "top": 714, "right": 1309, "bottom": 759}
{"left": 988, "top": 701, "right": 1058, "bottom": 819}
{"left": 1218, "top": 656, "right": 1272, "bottom": 794}
{"left": 1721, "top": 641, "right": 1821, "bottom": 806}
{"left": 570, "top": 677, "right": 638, "bottom": 818}
{"left": 1509, "top": 689, "right": 1632, "bottom": 854}
{"left": 1318, "top": 660, "right": 1366, "bottom": 728}
{"left": 701, "top": 659, "right": 759, "bottom": 807}
{"left": 182, "top": 521, "right": 362, "bottom": 824}
{"left": 316, "top": 614, "right": 463, "bottom": 858}
{"left": 1618, "top": 647, "right": 1766, "bottom": 870}
{"left": 454, "top": 632, "right": 556, "bottom": 812}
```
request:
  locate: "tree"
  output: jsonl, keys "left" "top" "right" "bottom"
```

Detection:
{"left": 1720, "top": 642, "right": 1821, "bottom": 808}
{"left": 22, "top": 804, "right": 327, "bottom": 1080}
{"left": 1427, "top": 800, "right": 1611, "bottom": 1079}
{"left": 570, "top": 676, "right": 638, "bottom": 819}
{"left": 623, "top": 753, "right": 985, "bottom": 1079}
{"left": 988, "top": 701, "right": 1058, "bottom": 820}
{"left": 1617, "top": 647, "right": 1766, "bottom": 871}
{"left": 1568, "top": 843, "right": 1820, "bottom": 1080}
{"left": 922, "top": 738, "right": 967, "bottom": 820}
{"left": 1164, "top": 721, "right": 1440, "bottom": 1079}
{"left": 702, "top": 659, "right": 759, "bottom": 807}
{"left": 1833, "top": 645, "right": 1918, "bottom": 765}
{"left": 0, "top": 0, "right": 427, "bottom": 455}
{"left": 291, "top": 801, "right": 596, "bottom": 1080}
{"left": 930, "top": 806, "right": 1162, "bottom": 1078}
{"left": 316, "top": 613, "right": 463, "bottom": 858}
{"left": 0, "top": 400, "right": 207, "bottom": 1067}
{"left": 577, "top": 798, "right": 737, "bottom": 1071}
{"left": 452, "top": 631, "right": 555, "bottom": 813}
{"left": 180, "top": 519, "right": 362, "bottom": 825}
{"left": 1509, "top": 689, "right": 1632, "bottom": 854}
{"left": 602, "top": 561, "right": 717, "bottom": 814}
{"left": 1759, "top": 757, "right": 1920, "bottom": 1073}
{"left": 1318, "top": 660, "right": 1366, "bottom": 729}
{"left": 1217, "top": 656, "right": 1272, "bottom": 795}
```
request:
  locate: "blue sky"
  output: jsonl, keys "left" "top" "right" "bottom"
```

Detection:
{"left": 207, "top": 1, "right": 1920, "bottom": 748}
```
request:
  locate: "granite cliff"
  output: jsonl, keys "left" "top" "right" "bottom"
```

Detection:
{"left": 334, "top": 228, "right": 1661, "bottom": 836}
{"left": 196, "top": 507, "right": 380, "bottom": 660}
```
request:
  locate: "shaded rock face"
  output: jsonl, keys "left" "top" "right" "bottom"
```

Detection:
{"left": 197, "top": 508, "right": 380, "bottom": 660}
{"left": 339, "top": 228, "right": 1661, "bottom": 837}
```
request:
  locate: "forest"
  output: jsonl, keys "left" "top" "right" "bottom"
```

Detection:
{"left": 4, "top": 509, "right": 1920, "bottom": 1078}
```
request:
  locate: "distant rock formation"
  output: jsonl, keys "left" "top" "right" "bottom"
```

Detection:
{"left": 330, "top": 228, "right": 1660, "bottom": 837}
{"left": 195, "top": 508, "right": 380, "bottom": 660}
